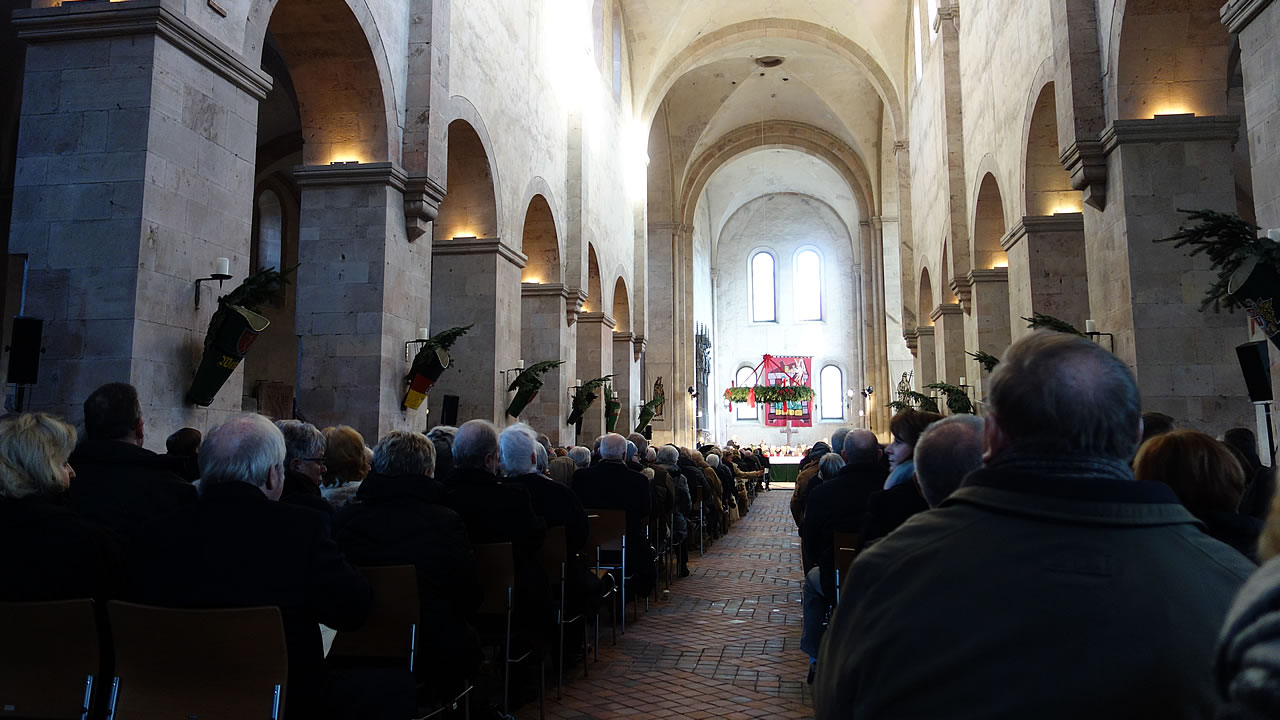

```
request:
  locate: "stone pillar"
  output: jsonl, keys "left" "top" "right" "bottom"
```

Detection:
{"left": 612, "top": 331, "right": 638, "bottom": 435}
{"left": 965, "top": 269, "right": 1011, "bottom": 399}
{"left": 914, "top": 326, "right": 937, "bottom": 387}
{"left": 1003, "top": 214, "right": 1091, "bottom": 341}
{"left": 520, "top": 283, "right": 573, "bottom": 444}
{"left": 932, "top": 304, "right": 965, "bottom": 385}
{"left": 646, "top": 222, "right": 692, "bottom": 446}
{"left": 429, "top": 237, "right": 526, "bottom": 426}
{"left": 293, "top": 163, "right": 427, "bottom": 441}
{"left": 1086, "top": 115, "right": 1251, "bottom": 431}
{"left": 8, "top": 1, "right": 270, "bottom": 444}
{"left": 575, "top": 312, "right": 615, "bottom": 442}
{"left": 1223, "top": 0, "right": 1280, "bottom": 228}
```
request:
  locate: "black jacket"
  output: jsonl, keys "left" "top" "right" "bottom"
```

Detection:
{"left": 0, "top": 493, "right": 121, "bottom": 601}
{"left": 280, "top": 470, "right": 334, "bottom": 526}
{"left": 68, "top": 439, "right": 196, "bottom": 543}
{"left": 127, "top": 481, "right": 371, "bottom": 720}
{"left": 861, "top": 482, "right": 930, "bottom": 548}
{"left": 572, "top": 459, "right": 653, "bottom": 546}
{"left": 504, "top": 472, "right": 589, "bottom": 556}
{"left": 1197, "top": 509, "right": 1263, "bottom": 563}
{"left": 334, "top": 472, "right": 482, "bottom": 678}
{"left": 802, "top": 461, "right": 887, "bottom": 599}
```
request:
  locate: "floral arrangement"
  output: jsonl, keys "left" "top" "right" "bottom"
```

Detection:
{"left": 723, "top": 385, "right": 814, "bottom": 404}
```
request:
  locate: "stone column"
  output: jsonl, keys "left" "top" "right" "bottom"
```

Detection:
{"left": 429, "top": 236, "right": 526, "bottom": 426}
{"left": 1002, "top": 214, "right": 1090, "bottom": 341}
{"left": 914, "top": 326, "right": 937, "bottom": 388}
{"left": 520, "top": 282, "right": 573, "bottom": 444}
{"left": 1086, "top": 115, "right": 1250, "bottom": 431}
{"left": 293, "top": 162, "right": 428, "bottom": 441}
{"left": 612, "top": 331, "right": 638, "bottom": 435}
{"left": 965, "top": 269, "right": 1011, "bottom": 399}
{"left": 575, "top": 312, "right": 615, "bottom": 442}
{"left": 1223, "top": 0, "right": 1280, "bottom": 228}
{"left": 8, "top": 1, "right": 270, "bottom": 443}
{"left": 932, "top": 304, "right": 966, "bottom": 386}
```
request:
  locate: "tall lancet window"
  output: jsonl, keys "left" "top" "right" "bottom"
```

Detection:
{"left": 735, "top": 366, "right": 756, "bottom": 420}
{"left": 820, "top": 365, "right": 844, "bottom": 420}
{"left": 256, "top": 189, "right": 283, "bottom": 272}
{"left": 794, "top": 248, "right": 822, "bottom": 321}
{"left": 750, "top": 251, "right": 776, "bottom": 322}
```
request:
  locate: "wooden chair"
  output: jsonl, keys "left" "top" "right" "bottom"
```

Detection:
{"left": 105, "top": 601, "right": 287, "bottom": 720}
{"left": 689, "top": 484, "right": 705, "bottom": 555}
{"left": 833, "top": 532, "right": 861, "bottom": 605}
{"left": 0, "top": 599, "right": 100, "bottom": 720}
{"left": 330, "top": 565, "right": 418, "bottom": 670}
{"left": 474, "top": 542, "right": 543, "bottom": 720}
{"left": 586, "top": 509, "right": 636, "bottom": 634}
{"left": 582, "top": 513, "right": 616, "bottom": 658}
{"left": 538, "top": 526, "right": 587, "bottom": 699}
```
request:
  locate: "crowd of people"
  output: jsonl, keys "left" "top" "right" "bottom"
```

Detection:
{"left": 0, "top": 381, "right": 768, "bottom": 719}
{"left": 794, "top": 330, "right": 1280, "bottom": 719}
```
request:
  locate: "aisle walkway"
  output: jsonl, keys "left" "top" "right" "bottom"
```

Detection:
{"left": 521, "top": 486, "right": 813, "bottom": 719}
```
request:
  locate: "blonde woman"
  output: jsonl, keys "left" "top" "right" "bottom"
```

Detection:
{"left": 0, "top": 412, "right": 119, "bottom": 600}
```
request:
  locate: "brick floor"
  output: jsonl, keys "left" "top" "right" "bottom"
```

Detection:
{"left": 520, "top": 485, "right": 812, "bottom": 719}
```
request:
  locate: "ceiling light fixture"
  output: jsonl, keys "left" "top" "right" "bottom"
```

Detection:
{"left": 755, "top": 56, "right": 785, "bottom": 68}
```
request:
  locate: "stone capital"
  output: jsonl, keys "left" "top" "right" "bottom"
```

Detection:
{"left": 1060, "top": 140, "right": 1108, "bottom": 210}
{"left": 930, "top": 304, "right": 962, "bottom": 323}
{"left": 431, "top": 236, "right": 527, "bottom": 269}
{"left": 403, "top": 175, "right": 447, "bottom": 242}
{"left": 565, "top": 288, "right": 588, "bottom": 326}
{"left": 948, "top": 275, "right": 972, "bottom": 311}
{"left": 892, "top": 140, "right": 910, "bottom": 155}
{"left": 933, "top": 2, "right": 959, "bottom": 32}
{"left": 914, "top": 325, "right": 936, "bottom": 338}
{"left": 632, "top": 334, "right": 647, "bottom": 360}
{"left": 522, "top": 282, "right": 571, "bottom": 300}
{"left": 1222, "top": 0, "right": 1275, "bottom": 32}
{"left": 612, "top": 331, "right": 635, "bottom": 344}
{"left": 1001, "top": 212, "right": 1085, "bottom": 251}
{"left": 968, "top": 268, "right": 1009, "bottom": 284}
{"left": 578, "top": 312, "right": 617, "bottom": 330}
{"left": 1100, "top": 115, "right": 1241, "bottom": 153}
{"left": 294, "top": 161, "right": 409, "bottom": 191}
{"left": 904, "top": 328, "right": 919, "bottom": 353}
{"left": 14, "top": 0, "right": 272, "bottom": 99}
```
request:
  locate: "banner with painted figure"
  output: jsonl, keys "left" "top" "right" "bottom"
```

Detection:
{"left": 763, "top": 355, "right": 812, "bottom": 427}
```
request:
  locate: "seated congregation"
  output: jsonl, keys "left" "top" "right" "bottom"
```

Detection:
{"left": 798, "top": 330, "right": 1280, "bottom": 719}
{"left": 0, "top": 381, "right": 765, "bottom": 720}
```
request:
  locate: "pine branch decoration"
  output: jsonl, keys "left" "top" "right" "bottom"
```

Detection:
{"left": 967, "top": 350, "right": 1000, "bottom": 373}
{"left": 1154, "top": 209, "right": 1269, "bottom": 312}
{"left": 422, "top": 325, "right": 473, "bottom": 354}
{"left": 1023, "top": 312, "right": 1084, "bottom": 336}
{"left": 926, "top": 383, "right": 976, "bottom": 415}
{"left": 507, "top": 360, "right": 564, "bottom": 392}
{"left": 639, "top": 396, "right": 666, "bottom": 413}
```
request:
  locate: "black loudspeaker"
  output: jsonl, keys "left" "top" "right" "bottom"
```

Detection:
{"left": 7, "top": 317, "right": 43, "bottom": 385}
{"left": 642, "top": 424, "right": 652, "bottom": 441}
{"left": 441, "top": 394, "right": 460, "bottom": 426}
{"left": 1237, "top": 341, "right": 1273, "bottom": 403}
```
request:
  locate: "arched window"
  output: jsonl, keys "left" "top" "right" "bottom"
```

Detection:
{"left": 591, "top": 0, "right": 604, "bottom": 69}
{"left": 256, "top": 189, "right": 283, "bottom": 272}
{"left": 750, "top": 251, "right": 776, "bottom": 322}
{"left": 794, "top": 248, "right": 822, "bottom": 321}
{"left": 735, "top": 366, "right": 756, "bottom": 421}
{"left": 913, "top": 1, "right": 924, "bottom": 82}
{"left": 928, "top": 0, "right": 939, "bottom": 37}
{"left": 820, "top": 365, "right": 844, "bottom": 420}
{"left": 612, "top": 6, "right": 623, "bottom": 102}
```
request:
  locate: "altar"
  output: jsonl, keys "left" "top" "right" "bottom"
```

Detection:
{"left": 766, "top": 455, "right": 802, "bottom": 485}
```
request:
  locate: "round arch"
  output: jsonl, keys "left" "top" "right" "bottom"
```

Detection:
{"left": 640, "top": 19, "right": 906, "bottom": 141}
{"left": 1108, "top": 0, "right": 1231, "bottom": 121}
{"left": 585, "top": 244, "right": 602, "bottom": 313}
{"left": 244, "top": 0, "right": 397, "bottom": 164}
{"left": 1022, "top": 80, "right": 1080, "bottom": 217}
{"left": 433, "top": 118, "right": 499, "bottom": 243}
{"left": 918, "top": 266, "right": 934, "bottom": 325}
{"left": 972, "top": 170, "right": 1008, "bottom": 271}
{"left": 520, "top": 194, "right": 561, "bottom": 285}
{"left": 612, "top": 276, "right": 631, "bottom": 332}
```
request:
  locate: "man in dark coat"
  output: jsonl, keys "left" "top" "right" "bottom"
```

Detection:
{"left": 800, "top": 429, "right": 885, "bottom": 665}
{"left": 573, "top": 433, "right": 655, "bottom": 595}
{"left": 335, "top": 430, "right": 482, "bottom": 697}
{"left": 815, "top": 331, "right": 1258, "bottom": 720}
{"left": 275, "top": 419, "right": 334, "bottom": 524}
{"left": 128, "top": 414, "right": 371, "bottom": 720}
{"left": 68, "top": 383, "right": 195, "bottom": 542}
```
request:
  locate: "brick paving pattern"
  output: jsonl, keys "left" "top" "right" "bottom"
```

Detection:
{"left": 521, "top": 485, "right": 813, "bottom": 719}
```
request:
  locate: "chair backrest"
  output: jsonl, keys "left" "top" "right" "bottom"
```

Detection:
{"left": 0, "top": 598, "right": 99, "bottom": 720}
{"left": 329, "top": 565, "right": 419, "bottom": 667}
{"left": 538, "top": 526, "right": 567, "bottom": 583}
{"left": 585, "top": 509, "right": 626, "bottom": 553}
{"left": 106, "top": 601, "right": 287, "bottom": 720}
{"left": 834, "top": 532, "right": 860, "bottom": 578}
{"left": 473, "top": 542, "right": 515, "bottom": 616}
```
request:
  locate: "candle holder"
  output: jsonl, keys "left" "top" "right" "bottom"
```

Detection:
{"left": 1084, "top": 331, "right": 1114, "bottom": 352}
{"left": 193, "top": 262, "right": 233, "bottom": 309}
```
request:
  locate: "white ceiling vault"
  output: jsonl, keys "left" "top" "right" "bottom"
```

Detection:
{"left": 633, "top": 1, "right": 908, "bottom": 252}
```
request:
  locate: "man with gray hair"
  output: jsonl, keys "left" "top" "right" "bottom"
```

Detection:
{"left": 816, "top": 331, "right": 1258, "bottom": 718}
{"left": 572, "top": 432, "right": 655, "bottom": 595}
{"left": 914, "top": 414, "right": 985, "bottom": 508}
{"left": 129, "top": 413, "right": 371, "bottom": 720}
{"left": 334, "top": 430, "right": 480, "bottom": 695}
{"left": 568, "top": 445, "right": 592, "bottom": 469}
{"left": 275, "top": 419, "right": 332, "bottom": 522}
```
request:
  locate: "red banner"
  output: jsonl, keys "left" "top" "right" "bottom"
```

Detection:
{"left": 763, "top": 356, "right": 812, "bottom": 427}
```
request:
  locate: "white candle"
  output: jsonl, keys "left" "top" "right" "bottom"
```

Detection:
{"left": 517, "top": 358, "right": 525, "bottom": 369}
{"left": 1268, "top": 228, "right": 1280, "bottom": 242}
{"left": 959, "top": 376, "right": 966, "bottom": 386}
{"left": 1085, "top": 319, "right": 1097, "bottom": 333}
{"left": 417, "top": 327, "right": 430, "bottom": 340}
{"left": 215, "top": 257, "right": 230, "bottom": 276}
{"left": 574, "top": 378, "right": 582, "bottom": 387}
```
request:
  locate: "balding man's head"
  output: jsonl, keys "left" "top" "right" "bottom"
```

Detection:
{"left": 915, "top": 415, "right": 984, "bottom": 507}
{"left": 987, "top": 330, "right": 1141, "bottom": 460}
{"left": 599, "top": 433, "right": 628, "bottom": 460}
{"left": 842, "top": 429, "right": 880, "bottom": 466}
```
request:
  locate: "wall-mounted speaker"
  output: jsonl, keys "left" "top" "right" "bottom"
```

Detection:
{"left": 1237, "top": 341, "right": 1273, "bottom": 403}
{"left": 7, "top": 317, "right": 43, "bottom": 385}
{"left": 441, "top": 394, "right": 460, "bottom": 426}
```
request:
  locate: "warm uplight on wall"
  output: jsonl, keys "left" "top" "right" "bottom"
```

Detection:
{"left": 453, "top": 235, "right": 478, "bottom": 241}
{"left": 1152, "top": 109, "right": 1196, "bottom": 120}
{"left": 522, "top": 276, "right": 542, "bottom": 284}
{"left": 992, "top": 260, "right": 1009, "bottom": 269}
{"left": 1051, "top": 203, "right": 1082, "bottom": 215}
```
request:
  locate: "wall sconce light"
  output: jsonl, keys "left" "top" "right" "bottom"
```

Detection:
{"left": 500, "top": 358, "right": 526, "bottom": 385}
{"left": 1083, "top": 319, "right": 1114, "bottom": 352}
{"left": 687, "top": 385, "right": 698, "bottom": 399}
{"left": 194, "top": 257, "right": 232, "bottom": 309}
{"left": 860, "top": 386, "right": 874, "bottom": 399}
{"left": 403, "top": 327, "right": 430, "bottom": 361}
